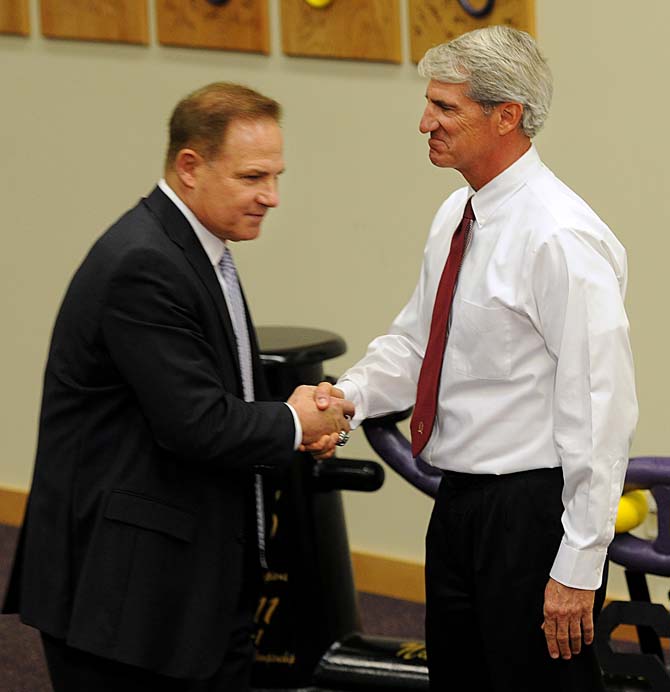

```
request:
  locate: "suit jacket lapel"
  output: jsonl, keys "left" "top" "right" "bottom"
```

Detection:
{"left": 142, "top": 187, "right": 244, "bottom": 389}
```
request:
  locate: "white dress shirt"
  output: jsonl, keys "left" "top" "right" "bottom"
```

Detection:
{"left": 337, "top": 146, "right": 638, "bottom": 589}
{"left": 157, "top": 179, "right": 302, "bottom": 449}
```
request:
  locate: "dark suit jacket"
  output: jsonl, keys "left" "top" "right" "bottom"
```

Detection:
{"left": 3, "top": 187, "right": 295, "bottom": 679}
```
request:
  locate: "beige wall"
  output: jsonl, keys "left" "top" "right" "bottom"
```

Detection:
{"left": 2, "top": 1, "right": 669, "bottom": 599}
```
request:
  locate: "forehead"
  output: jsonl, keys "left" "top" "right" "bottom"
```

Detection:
{"left": 217, "top": 118, "right": 284, "bottom": 168}
{"left": 425, "top": 79, "right": 474, "bottom": 105}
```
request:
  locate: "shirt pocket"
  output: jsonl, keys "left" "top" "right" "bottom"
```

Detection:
{"left": 449, "top": 299, "right": 512, "bottom": 380}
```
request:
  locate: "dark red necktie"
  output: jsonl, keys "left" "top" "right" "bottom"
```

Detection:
{"left": 410, "top": 199, "right": 475, "bottom": 458}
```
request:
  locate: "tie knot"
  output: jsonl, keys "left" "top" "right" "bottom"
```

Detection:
{"left": 463, "top": 198, "right": 475, "bottom": 222}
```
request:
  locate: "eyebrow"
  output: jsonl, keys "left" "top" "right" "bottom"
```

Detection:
{"left": 238, "top": 167, "right": 286, "bottom": 176}
{"left": 426, "top": 95, "right": 455, "bottom": 110}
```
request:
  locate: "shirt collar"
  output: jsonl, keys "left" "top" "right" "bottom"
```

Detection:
{"left": 469, "top": 144, "right": 542, "bottom": 226}
{"left": 158, "top": 178, "right": 226, "bottom": 266}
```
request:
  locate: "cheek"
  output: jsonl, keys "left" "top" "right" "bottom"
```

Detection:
{"left": 440, "top": 118, "right": 467, "bottom": 141}
{"left": 231, "top": 190, "right": 255, "bottom": 208}
{"left": 454, "top": 117, "right": 475, "bottom": 136}
{"left": 435, "top": 116, "right": 452, "bottom": 133}
{"left": 207, "top": 202, "right": 237, "bottom": 229}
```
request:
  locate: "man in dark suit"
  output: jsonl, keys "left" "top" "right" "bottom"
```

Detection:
{"left": 3, "top": 82, "right": 353, "bottom": 692}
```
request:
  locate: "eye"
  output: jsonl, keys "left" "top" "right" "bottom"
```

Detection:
{"left": 429, "top": 99, "right": 454, "bottom": 113}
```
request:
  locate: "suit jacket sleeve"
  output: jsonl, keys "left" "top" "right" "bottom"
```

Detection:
{"left": 100, "top": 244, "right": 295, "bottom": 469}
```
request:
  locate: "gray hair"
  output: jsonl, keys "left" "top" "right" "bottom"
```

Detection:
{"left": 418, "top": 26, "right": 552, "bottom": 138}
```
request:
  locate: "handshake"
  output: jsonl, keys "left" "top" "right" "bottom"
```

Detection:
{"left": 287, "top": 382, "right": 354, "bottom": 460}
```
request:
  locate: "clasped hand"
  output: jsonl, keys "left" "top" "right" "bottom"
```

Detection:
{"left": 287, "top": 383, "right": 354, "bottom": 460}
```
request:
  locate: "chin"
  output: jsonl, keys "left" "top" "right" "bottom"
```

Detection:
{"left": 236, "top": 229, "right": 263, "bottom": 242}
{"left": 429, "top": 153, "right": 451, "bottom": 168}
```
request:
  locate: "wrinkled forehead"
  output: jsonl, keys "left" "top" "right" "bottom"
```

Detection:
{"left": 425, "top": 80, "right": 473, "bottom": 103}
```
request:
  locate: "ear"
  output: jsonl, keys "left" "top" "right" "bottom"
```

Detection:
{"left": 497, "top": 102, "right": 524, "bottom": 136}
{"left": 173, "top": 148, "right": 203, "bottom": 190}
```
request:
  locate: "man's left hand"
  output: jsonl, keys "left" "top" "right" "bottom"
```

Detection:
{"left": 299, "top": 432, "right": 341, "bottom": 460}
{"left": 542, "top": 578, "right": 595, "bottom": 660}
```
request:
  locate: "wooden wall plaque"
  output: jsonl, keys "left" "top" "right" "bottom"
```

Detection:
{"left": 41, "top": 0, "right": 149, "bottom": 45}
{"left": 0, "top": 0, "right": 30, "bottom": 36}
{"left": 156, "top": 0, "right": 270, "bottom": 54}
{"left": 281, "top": 0, "right": 402, "bottom": 64}
{"left": 409, "top": 0, "right": 535, "bottom": 63}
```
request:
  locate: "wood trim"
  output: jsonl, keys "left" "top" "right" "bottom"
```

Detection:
{"left": 608, "top": 618, "right": 639, "bottom": 643}
{"left": 0, "top": 486, "right": 27, "bottom": 527}
{"left": 348, "top": 555, "right": 641, "bottom": 642}
{"left": 0, "top": 484, "right": 644, "bottom": 643}
{"left": 0, "top": 485, "right": 425, "bottom": 600}
{"left": 351, "top": 550, "right": 425, "bottom": 603}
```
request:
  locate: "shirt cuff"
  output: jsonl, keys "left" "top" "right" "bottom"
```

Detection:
{"left": 284, "top": 403, "right": 302, "bottom": 450}
{"left": 335, "top": 380, "right": 364, "bottom": 429}
{"left": 550, "top": 539, "right": 608, "bottom": 590}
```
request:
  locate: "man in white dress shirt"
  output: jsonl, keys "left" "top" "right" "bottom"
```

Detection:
{"left": 313, "top": 26, "right": 637, "bottom": 691}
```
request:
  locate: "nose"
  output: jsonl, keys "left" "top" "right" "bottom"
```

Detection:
{"left": 419, "top": 104, "right": 438, "bottom": 134}
{"left": 257, "top": 178, "right": 279, "bottom": 208}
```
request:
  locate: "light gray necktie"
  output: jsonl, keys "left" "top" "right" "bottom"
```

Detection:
{"left": 218, "top": 246, "right": 267, "bottom": 569}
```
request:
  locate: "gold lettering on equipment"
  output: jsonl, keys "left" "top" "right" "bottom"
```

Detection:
{"left": 396, "top": 641, "right": 428, "bottom": 661}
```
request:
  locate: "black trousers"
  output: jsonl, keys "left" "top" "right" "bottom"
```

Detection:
{"left": 41, "top": 608, "right": 255, "bottom": 692}
{"left": 425, "top": 467, "right": 608, "bottom": 692}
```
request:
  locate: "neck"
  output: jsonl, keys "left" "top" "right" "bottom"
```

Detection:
{"left": 164, "top": 169, "right": 185, "bottom": 198}
{"left": 464, "top": 138, "right": 531, "bottom": 190}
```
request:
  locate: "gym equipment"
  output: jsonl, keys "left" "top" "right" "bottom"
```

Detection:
{"left": 615, "top": 490, "right": 649, "bottom": 534}
{"left": 598, "top": 457, "right": 670, "bottom": 692}
{"left": 252, "top": 327, "right": 427, "bottom": 691}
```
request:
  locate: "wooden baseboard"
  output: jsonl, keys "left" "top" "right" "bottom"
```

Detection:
{"left": 351, "top": 550, "right": 425, "bottom": 603}
{"left": 0, "top": 487, "right": 650, "bottom": 644}
{"left": 0, "top": 485, "right": 424, "bottom": 600}
{"left": 0, "top": 486, "right": 27, "bottom": 527}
